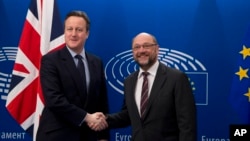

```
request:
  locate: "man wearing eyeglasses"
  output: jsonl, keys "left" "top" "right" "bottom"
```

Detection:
{"left": 103, "top": 32, "right": 197, "bottom": 141}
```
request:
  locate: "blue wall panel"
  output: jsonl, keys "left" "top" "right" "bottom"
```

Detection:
{"left": 1, "top": 0, "right": 250, "bottom": 140}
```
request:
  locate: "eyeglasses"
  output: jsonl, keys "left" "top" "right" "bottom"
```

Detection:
{"left": 132, "top": 43, "right": 157, "bottom": 51}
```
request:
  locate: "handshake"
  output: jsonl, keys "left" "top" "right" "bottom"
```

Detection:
{"left": 85, "top": 112, "right": 108, "bottom": 131}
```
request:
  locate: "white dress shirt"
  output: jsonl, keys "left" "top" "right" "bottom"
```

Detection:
{"left": 135, "top": 61, "right": 159, "bottom": 116}
{"left": 67, "top": 46, "right": 90, "bottom": 92}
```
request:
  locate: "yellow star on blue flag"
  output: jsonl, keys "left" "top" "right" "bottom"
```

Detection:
{"left": 230, "top": 41, "right": 250, "bottom": 123}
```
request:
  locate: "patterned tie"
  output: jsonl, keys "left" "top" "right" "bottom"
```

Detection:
{"left": 75, "top": 55, "right": 87, "bottom": 91}
{"left": 141, "top": 72, "right": 149, "bottom": 119}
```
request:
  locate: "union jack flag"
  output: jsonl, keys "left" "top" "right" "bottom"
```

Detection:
{"left": 5, "top": 0, "right": 65, "bottom": 140}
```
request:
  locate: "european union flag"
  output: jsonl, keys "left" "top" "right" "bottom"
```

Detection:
{"left": 230, "top": 27, "right": 250, "bottom": 123}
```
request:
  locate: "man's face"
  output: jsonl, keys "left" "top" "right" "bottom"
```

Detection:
{"left": 132, "top": 33, "right": 159, "bottom": 70}
{"left": 64, "top": 16, "right": 89, "bottom": 53}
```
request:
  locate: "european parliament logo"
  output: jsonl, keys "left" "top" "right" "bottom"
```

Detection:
{"left": 0, "top": 47, "right": 209, "bottom": 106}
{"left": 0, "top": 47, "right": 17, "bottom": 101}
{"left": 105, "top": 48, "right": 208, "bottom": 106}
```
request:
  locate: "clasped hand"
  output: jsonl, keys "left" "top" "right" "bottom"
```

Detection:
{"left": 85, "top": 112, "right": 108, "bottom": 131}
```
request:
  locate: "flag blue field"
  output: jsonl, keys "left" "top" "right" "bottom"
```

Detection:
{"left": 229, "top": 26, "right": 250, "bottom": 123}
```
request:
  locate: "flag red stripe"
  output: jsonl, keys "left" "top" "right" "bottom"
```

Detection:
{"left": 6, "top": 78, "right": 38, "bottom": 124}
{"left": 13, "top": 63, "right": 29, "bottom": 74}
{"left": 19, "top": 21, "right": 42, "bottom": 68}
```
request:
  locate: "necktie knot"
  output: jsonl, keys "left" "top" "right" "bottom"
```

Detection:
{"left": 75, "top": 54, "right": 83, "bottom": 60}
{"left": 142, "top": 71, "right": 149, "bottom": 77}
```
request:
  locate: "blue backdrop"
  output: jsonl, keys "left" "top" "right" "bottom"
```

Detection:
{"left": 1, "top": 0, "right": 250, "bottom": 140}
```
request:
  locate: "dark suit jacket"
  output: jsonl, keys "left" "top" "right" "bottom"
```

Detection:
{"left": 36, "top": 47, "right": 109, "bottom": 141}
{"left": 107, "top": 62, "right": 196, "bottom": 141}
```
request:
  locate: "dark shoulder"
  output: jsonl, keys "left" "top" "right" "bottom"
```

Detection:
{"left": 158, "top": 63, "right": 189, "bottom": 82}
{"left": 86, "top": 52, "right": 104, "bottom": 68}
{"left": 159, "top": 63, "right": 184, "bottom": 75}
{"left": 125, "top": 70, "right": 139, "bottom": 82}
{"left": 86, "top": 52, "right": 102, "bottom": 61}
{"left": 42, "top": 46, "right": 66, "bottom": 59}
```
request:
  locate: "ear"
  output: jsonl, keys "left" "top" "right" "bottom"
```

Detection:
{"left": 86, "top": 31, "right": 90, "bottom": 39}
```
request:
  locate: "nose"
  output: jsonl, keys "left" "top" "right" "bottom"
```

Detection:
{"left": 137, "top": 46, "right": 147, "bottom": 52}
{"left": 72, "top": 30, "right": 77, "bottom": 35}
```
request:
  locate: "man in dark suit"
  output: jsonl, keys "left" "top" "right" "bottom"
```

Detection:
{"left": 36, "top": 11, "right": 109, "bottom": 141}
{"left": 105, "top": 32, "right": 197, "bottom": 141}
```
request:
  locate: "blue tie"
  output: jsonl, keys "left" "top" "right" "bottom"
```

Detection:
{"left": 75, "top": 55, "right": 87, "bottom": 91}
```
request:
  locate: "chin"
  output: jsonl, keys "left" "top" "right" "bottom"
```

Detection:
{"left": 138, "top": 61, "right": 149, "bottom": 67}
{"left": 68, "top": 44, "right": 78, "bottom": 49}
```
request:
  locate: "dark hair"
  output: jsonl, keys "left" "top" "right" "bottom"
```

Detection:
{"left": 64, "top": 10, "right": 90, "bottom": 31}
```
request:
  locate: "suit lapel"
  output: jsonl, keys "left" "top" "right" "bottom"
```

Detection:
{"left": 60, "top": 47, "right": 87, "bottom": 101}
{"left": 128, "top": 72, "right": 141, "bottom": 119}
{"left": 85, "top": 53, "right": 94, "bottom": 93}
{"left": 144, "top": 63, "right": 167, "bottom": 119}
{"left": 82, "top": 53, "right": 95, "bottom": 107}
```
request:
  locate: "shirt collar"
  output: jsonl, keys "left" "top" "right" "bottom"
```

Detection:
{"left": 66, "top": 46, "right": 86, "bottom": 59}
{"left": 138, "top": 60, "right": 159, "bottom": 78}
